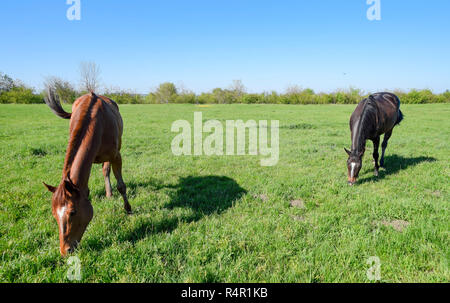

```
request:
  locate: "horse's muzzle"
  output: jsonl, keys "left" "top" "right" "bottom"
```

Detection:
{"left": 61, "top": 241, "right": 78, "bottom": 256}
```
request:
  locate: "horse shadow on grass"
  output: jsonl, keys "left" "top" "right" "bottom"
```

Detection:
{"left": 86, "top": 175, "right": 246, "bottom": 250}
{"left": 92, "top": 176, "right": 170, "bottom": 198}
{"left": 358, "top": 154, "right": 436, "bottom": 184}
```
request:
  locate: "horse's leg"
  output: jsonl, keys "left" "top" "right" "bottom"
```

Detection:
{"left": 372, "top": 136, "right": 380, "bottom": 176}
{"left": 112, "top": 154, "right": 132, "bottom": 214}
{"left": 380, "top": 130, "right": 393, "bottom": 168}
{"left": 103, "top": 162, "right": 113, "bottom": 198}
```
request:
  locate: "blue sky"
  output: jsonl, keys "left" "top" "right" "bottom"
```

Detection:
{"left": 1, "top": 0, "right": 449, "bottom": 93}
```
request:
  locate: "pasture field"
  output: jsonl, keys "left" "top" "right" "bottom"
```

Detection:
{"left": 0, "top": 103, "right": 448, "bottom": 283}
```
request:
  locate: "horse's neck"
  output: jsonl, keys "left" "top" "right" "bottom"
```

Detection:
{"left": 351, "top": 118, "right": 367, "bottom": 153}
{"left": 62, "top": 124, "right": 99, "bottom": 190}
{"left": 354, "top": 136, "right": 366, "bottom": 154}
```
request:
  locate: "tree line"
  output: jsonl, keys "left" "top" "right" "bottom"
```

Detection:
{"left": 1, "top": 66, "right": 449, "bottom": 105}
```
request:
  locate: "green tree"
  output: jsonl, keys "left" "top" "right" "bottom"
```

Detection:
{"left": 155, "top": 82, "right": 177, "bottom": 103}
{"left": 0, "top": 72, "right": 15, "bottom": 92}
{"left": 79, "top": 61, "right": 101, "bottom": 92}
{"left": 212, "top": 88, "right": 228, "bottom": 104}
{"left": 230, "top": 80, "right": 246, "bottom": 101}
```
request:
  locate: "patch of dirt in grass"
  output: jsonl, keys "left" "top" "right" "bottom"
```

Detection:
{"left": 290, "top": 199, "right": 305, "bottom": 209}
{"left": 378, "top": 220, "right": 410, "bottom": 232}
{"left": 289, "top": 215, "right": 305, "bottom": 222}
{"left": 254, "top": 194, "right": 268, "bottom": 202}
{"left": 431, "top": 190, "right": 441, "bottom": 197}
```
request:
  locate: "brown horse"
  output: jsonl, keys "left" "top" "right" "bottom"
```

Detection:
{"left": 345, "top": 92, "right": 404, "bottom": 185}
{"left": 43, "top": 89, "right": 131, "bottom": 256}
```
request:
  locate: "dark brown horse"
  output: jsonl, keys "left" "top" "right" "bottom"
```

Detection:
{"left": 43, "top": 89, "right": 131, "bottom": 256}
{"left": 345, "top": 92, "right": 403, "bottom": 185}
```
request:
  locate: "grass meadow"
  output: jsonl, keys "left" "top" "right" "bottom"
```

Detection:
{"left": 0, "top": 103, "right": 448, "bottom": 282}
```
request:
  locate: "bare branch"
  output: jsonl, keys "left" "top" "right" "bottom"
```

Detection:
{"left": 79, "top": 61, "right": 101, "bottom": 92}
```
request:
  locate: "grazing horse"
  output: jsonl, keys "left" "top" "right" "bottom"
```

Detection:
{"left": 345, "top": 92, "right": 403, "bottom": 185}
{"left": 43, "top": 89, "right": 131, "bottom": 256}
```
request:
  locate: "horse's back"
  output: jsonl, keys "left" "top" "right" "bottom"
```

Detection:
{"left": 71, "top": 93, "right": 124, "bottom": 162}
{"left": 350, "top": 92, "right": 402, "bottom": 136}
{"left": 371, "top": 92, "right": 400, "bottom": 110}
{"left": 97, "top": 95, "right": 124, "bottom": 161}
{"left": 71, "top": 94, "right": 122, "bottom": 131}
{"left": 98, "top": 95, "right": 123, "bottom": 134}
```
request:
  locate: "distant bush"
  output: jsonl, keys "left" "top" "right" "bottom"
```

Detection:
{"left": 104, "top": 91, "right": 145, "bottom": 104}
{"left": 0, "top": 72, "right": 449, "bottom": 104}
{"left": 0, "top": 72, "right": 44, "bottom": 104}
{"left": 0, "top": 86, "right": 43, "bottom": 104}
{"left": 443, "top": 90, "right": 450, "bottom": 102}
{"left": 3, "top": 87, "right": 449, "bottom": 105}
{"left": 174, "top": 93, "right": 197, "bottom": 104}
{"left": 396, "top": 89, "right": 448, "bottom": 104}
{"left": 241, "top": 94, "right": 262, "bottom": 104}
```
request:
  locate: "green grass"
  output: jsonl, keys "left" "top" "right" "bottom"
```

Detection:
{"left": 0, "top": 103, "right": 448, "bottom": 283}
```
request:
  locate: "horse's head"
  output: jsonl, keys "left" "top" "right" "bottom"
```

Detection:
{"left": 345, "top": 148, "right": 364, "bottom": 185}
{"left": 43, "top": 176, "right": 93, "bottom": 256}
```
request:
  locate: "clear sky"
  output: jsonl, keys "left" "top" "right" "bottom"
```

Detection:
{"left": 1, "top": 0, "right": 449, "bottom": 94}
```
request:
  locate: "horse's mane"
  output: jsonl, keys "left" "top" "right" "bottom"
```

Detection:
{"left": 353, "top": 95, "right": 378, "bottom": 153}
{"left": 62, "top": 93, "right": 98, "bottom": 177}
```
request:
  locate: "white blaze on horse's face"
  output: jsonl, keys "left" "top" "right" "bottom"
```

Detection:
{"left": 347, "top": 156, "right": 361, "bottom": 185}
{"left": 57, "top": 205, "right": 66, "bottom": 235}
{"left": 350, "top": 162, "right": 357, "bottom": 178}
{"left": 51, "top": 189, "right": 93, "bottom": 256}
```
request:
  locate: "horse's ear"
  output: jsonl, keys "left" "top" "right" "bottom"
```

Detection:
{"left": 43, "top": 182, "right": 56, "bottom": 193}
{"left": 344, "top": 148, "right": 351, "bottom": 156}
{"left": 63, "top": 176, "right": 79, "bottom": 195}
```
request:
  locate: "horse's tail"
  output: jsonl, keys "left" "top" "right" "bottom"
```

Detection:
{"left": 396, "top": 109, "right": 404, "bottom": 125}
{"left": 395, "top": 95, "right": 404, "bottom": 125}
{"left": 44, "top": 87, "right": 72, "bottom": 119}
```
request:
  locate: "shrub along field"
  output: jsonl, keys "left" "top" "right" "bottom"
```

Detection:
{"left": 0, "top": 103, "right": 448, "bottom": 282}
{"left": 2, "top": 87, "right": 450, "bottom": 105}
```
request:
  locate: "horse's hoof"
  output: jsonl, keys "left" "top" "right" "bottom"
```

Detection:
{"left": 374, "top": 171, "right": 379, "bottom": 177}
{"left": 124, "top": 205, "right": 132, "bottom": 214}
